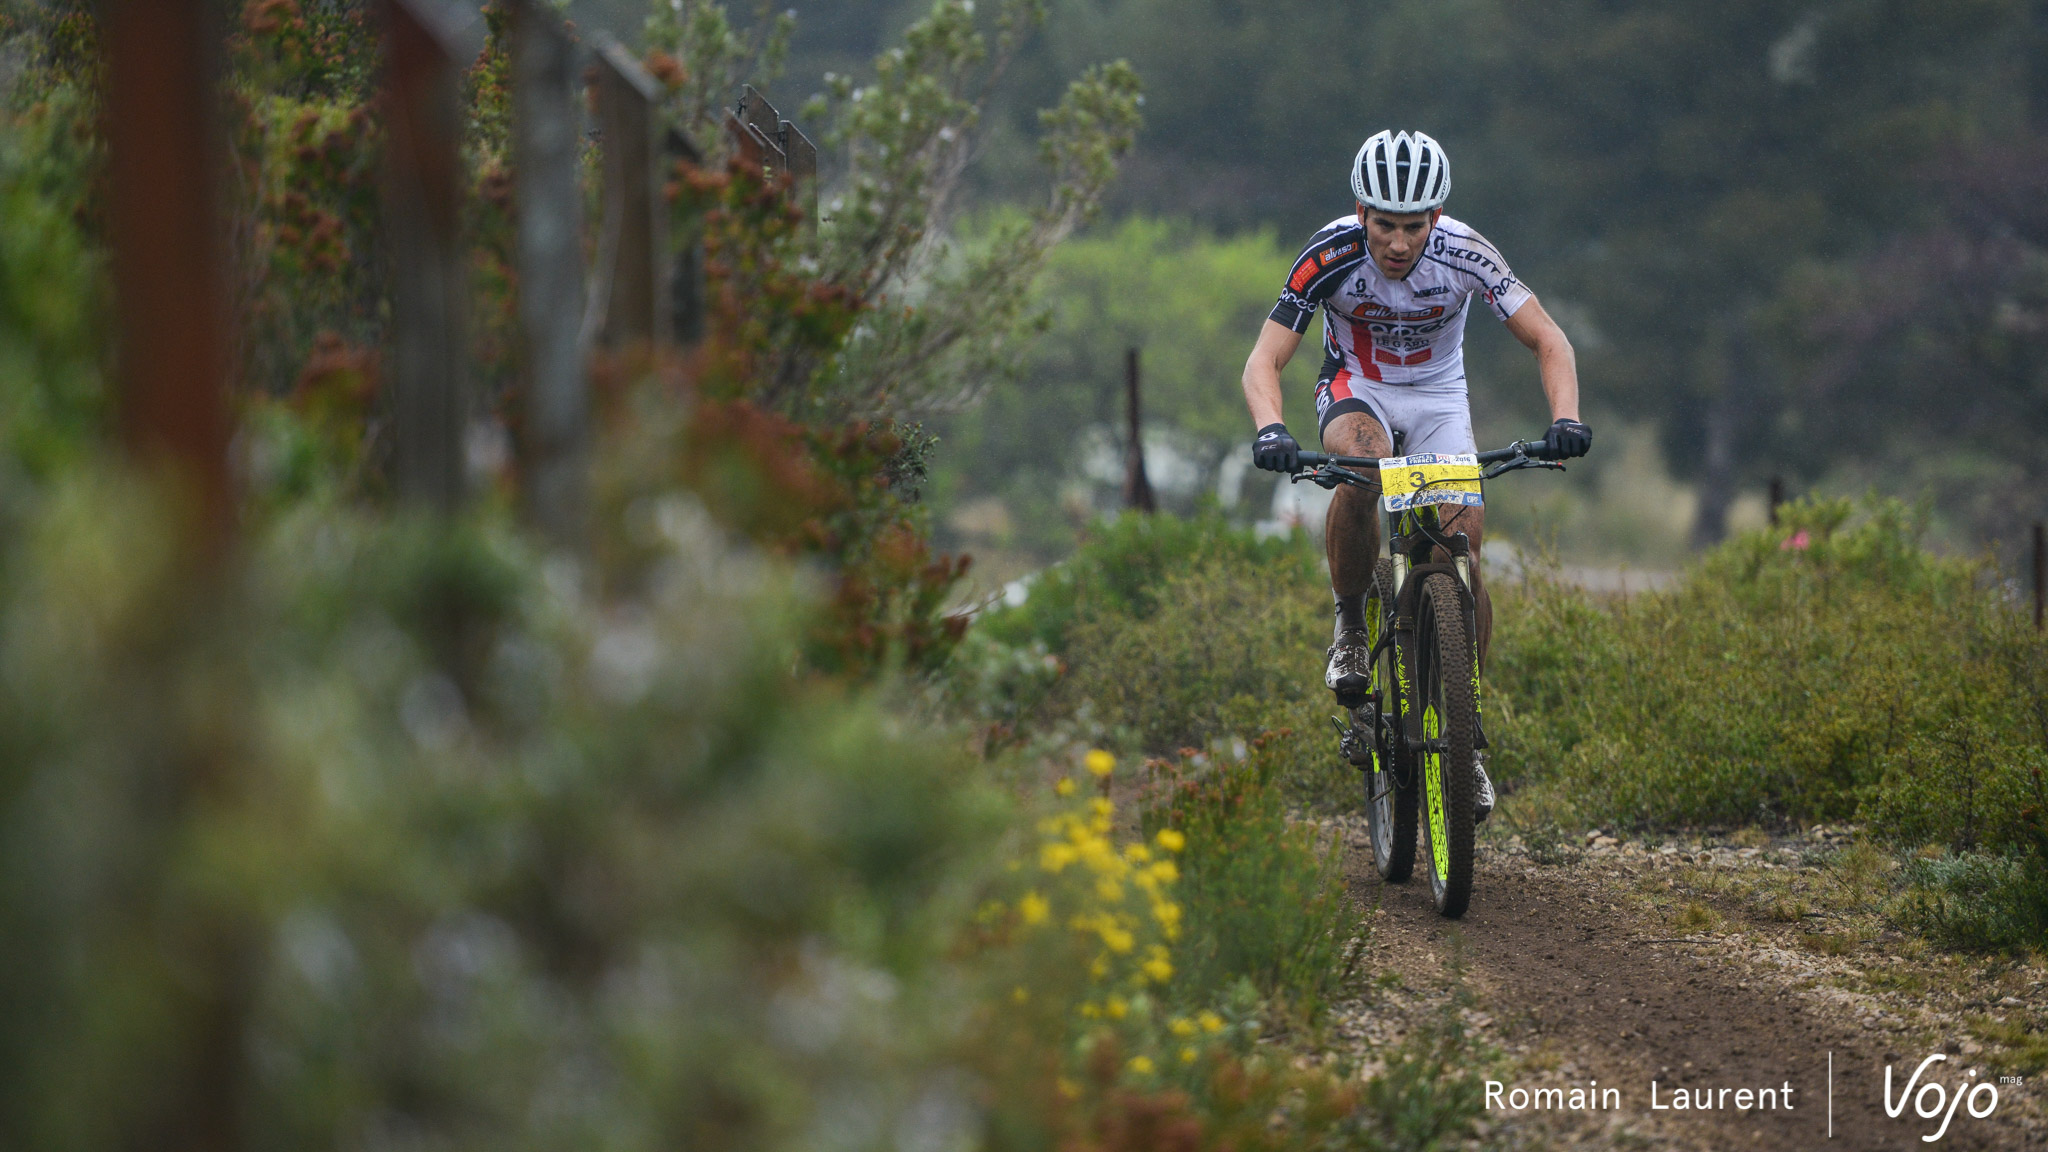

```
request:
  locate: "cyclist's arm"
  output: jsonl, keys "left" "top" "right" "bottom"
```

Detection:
{"left": 1242, "top": 319, "right": 1303, "bottom": 429}
{"left": 1503, "top": 295, "right": 1580, "bottom": 422}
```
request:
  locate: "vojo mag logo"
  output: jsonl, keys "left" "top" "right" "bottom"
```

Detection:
{"left": 1884, "top": 1052, "right": 2001, "bottom": 1143}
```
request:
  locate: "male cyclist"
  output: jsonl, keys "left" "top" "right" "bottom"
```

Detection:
{"left": 1240, "top": 130, "right": 1591, "bottom": 821}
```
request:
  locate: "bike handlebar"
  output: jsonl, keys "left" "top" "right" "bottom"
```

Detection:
{"left": 1297, "top": 437, "right": 1563, "bottom": 469}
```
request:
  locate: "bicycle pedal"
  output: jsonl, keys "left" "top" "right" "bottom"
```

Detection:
{"left": 1339, "top": 726, "right": 1373, "bottom": 768}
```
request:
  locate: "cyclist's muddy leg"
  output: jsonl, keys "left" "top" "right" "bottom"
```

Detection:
{"left": 1439, "top": 504, "right": 1490, "bottom": 670}
{"left": 1322, "top": 411, "right": 1392, "bottom": 635}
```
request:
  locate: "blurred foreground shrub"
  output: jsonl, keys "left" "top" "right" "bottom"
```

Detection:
{"left": 0, "top": 464, "right": 1009, "bottom": 1149}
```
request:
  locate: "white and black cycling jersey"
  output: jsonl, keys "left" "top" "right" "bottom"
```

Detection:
{"left": 1269, "top": 213, "right": 1532, "bottom": 389}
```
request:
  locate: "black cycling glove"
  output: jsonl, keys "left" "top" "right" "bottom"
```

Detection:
{"left": 1543, "top": 417, "right": 1592, "bottom": 460}
{"left": 1253, "top": 423, "right": 1301, "bottom": 472}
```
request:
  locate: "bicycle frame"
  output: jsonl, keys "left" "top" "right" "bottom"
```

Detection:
{"left": 1293, "top": 439, "right": 1563, "bottom": 763}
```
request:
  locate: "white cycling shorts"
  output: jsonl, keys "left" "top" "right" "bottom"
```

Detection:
{"left": 1314, "top": 373, "right": 1476, "bottom": 457}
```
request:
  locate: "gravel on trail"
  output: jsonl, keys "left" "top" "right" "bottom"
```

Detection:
{"left": 1326, "top": 816, "right": 2046, "bottom": 1151}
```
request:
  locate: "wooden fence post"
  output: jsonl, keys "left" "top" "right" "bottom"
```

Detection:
{"left": 1122, "top": 347, "right": 1154, "bottom": 513}
{"left": 590, "top": 37, "right": 667, "bottom": 350}
{"left": 103, "top": 0, "right": 230, "bottom": 549}
{"left": 380, "top": 0, "right": 474, "bottom": 511}
{"left": 510, "top": 0, "right": 587, "bottom": 545}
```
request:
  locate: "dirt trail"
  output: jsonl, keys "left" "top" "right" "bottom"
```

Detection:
{"left": 1331, "top": 820, "right": 2044, "bottom": 1150}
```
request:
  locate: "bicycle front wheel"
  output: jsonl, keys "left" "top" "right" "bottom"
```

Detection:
{"left": 1362, "top": 557, "right": 1416, "bottom": 882}
{"left": 1415, "top": 571, "right": 1477, "bottom": 918}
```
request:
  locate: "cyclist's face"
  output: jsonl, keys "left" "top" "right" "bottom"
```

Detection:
{"left": 1357, "top": 206, "right": 1441, "bottom": 279}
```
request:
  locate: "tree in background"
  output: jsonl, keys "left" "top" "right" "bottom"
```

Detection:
{"left": 778, "top": 0, "right": 2047, "bottom": 552}
{"left": 652, "top": 0, "right": 1141, "bottom": 422}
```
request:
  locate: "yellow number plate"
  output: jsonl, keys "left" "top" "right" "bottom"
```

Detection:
{"left": 1379, "top": 452, "right": 1483, "bottom": 512}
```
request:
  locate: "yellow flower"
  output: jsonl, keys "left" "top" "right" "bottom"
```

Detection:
{"left": 1151, "top": 900, "right": 1182, "bottom": 936}
{"left": 1094, "top": 878, "right": 1125, "bottom": 904}
{"left": 1012, "top": 986, "right": 1029, "bottom": 1004}
{"left": 1142, "top": 955, "right": 1174, "bottom": 983}
{"left": 1040, "top": 843, "right": 1078, "bottom": 872}
{"left": 1086, "top": 749, "right": 1115, "bottom": 778}
{"left": 1055, "top": 777, "right": 1077, "bottom": 797}
{"left": 1169, "top": 1017, "right": 1196, "bottom": 1038}
{"left": 1057, "top": 1076, "right": 1080, "bottom": 1099}
{"left": 1154, "top": 828, "right": 1186, "bottom": 853}
{"left": 1089, "top": 796, "right": 1114, "bottom": 818}
{"left": 1147, "top": 860, "right": 1179, "bottom": 884}
{"left": 1128, "top": 1055, "right": 1154, "bottom": 1075}
{"left": 1080, "top": 1002, "right": 1101, "bottom": 1019}
{"left": 1123, "top": 843, "right": 1153, "bottom": 863}
{"left": 1179, "top": 1046, "right": 1198, "bottom": 1064}
{"left": 1197, "top": 1010, "right": 1224, "bottom": 1033}
{"left": 1106, "top": 997, "right": 1128, "bottom": 1019}
{"left": 1018, "top": 890, "right": 1049, "bottom": 925}
{"left": 1099, "top": 923, "right": 1135, "bottom": 953}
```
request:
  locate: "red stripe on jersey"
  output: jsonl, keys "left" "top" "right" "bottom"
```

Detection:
{"left": 1288, "top": 257, "right": 1319, "bottom": 293}
{"left": 1350, "top": 322, "right": 1383, "bottom": 381}
{"left": 1328, "top": 369, "right": 1354, "bottom": 402}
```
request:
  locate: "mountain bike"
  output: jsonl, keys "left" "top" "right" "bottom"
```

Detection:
{"left": 1291, "top": 438, "right": 1566, "bottom": 917}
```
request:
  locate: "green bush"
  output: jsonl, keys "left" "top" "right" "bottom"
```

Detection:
{"left": 1139, "top": 742, "right": 1357, "bottom": 1021}
{"left": 975, "top": 510, "right": 1319, "bottom": 655}
{"left": 0, "top": 87, "right": 104, "bottom": 481}
{"left": 1898, "top": 851, "right": 2048, "bottom": 954}
{"left": 959, "top": 511, "right": 1364, "bottom": 810}
{"left": 1059, "top": 553, "right": 1325, "bottom": 756}
{"left": 1489, "top": 498, "right": 2048, "bottom": 843}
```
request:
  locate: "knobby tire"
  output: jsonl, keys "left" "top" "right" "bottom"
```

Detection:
{"left": 1417, "top": 572, "right": 1476, "bottom": 918}
{"left": 1363, "top": 557, "right": 1417, "bottom": 882}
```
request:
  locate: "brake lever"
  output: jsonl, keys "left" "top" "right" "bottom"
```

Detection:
{"left": 1292, "top": 465, "right": 1369, "bottom": 490}
{"left": 1480, "top": 456, "right": 1567, "bottom": 481}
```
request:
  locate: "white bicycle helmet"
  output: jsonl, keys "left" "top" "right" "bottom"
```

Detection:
{"left": 1350, "top": 130, "right": 1451, "bottom": 213}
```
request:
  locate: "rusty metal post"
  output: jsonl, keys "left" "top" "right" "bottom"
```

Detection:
{"left": 103, "top": 0, "right": 231, "bottom": 548}
{"left": 728, "top": 85, "right": 818, "bottom": 222}
{"left": 380, "top": 0, "right": 473, "bottom": 511}
{"left": 511, "top": 0, "right": 587, "bottom": 545}
{"left": 779, "top": 116, "right": 818, "bottom": 222}
{"left": 2034, "top": 521, "right": 2044, "bottom": 632}
{"left": 590, "top": 37, "right": 667, "bottom": 350}
{"left": 1122, "top": 347, "right": 1154, "bottom": 513}
{"left": 731, "top": 84, "right": 786, "bottom": 175}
